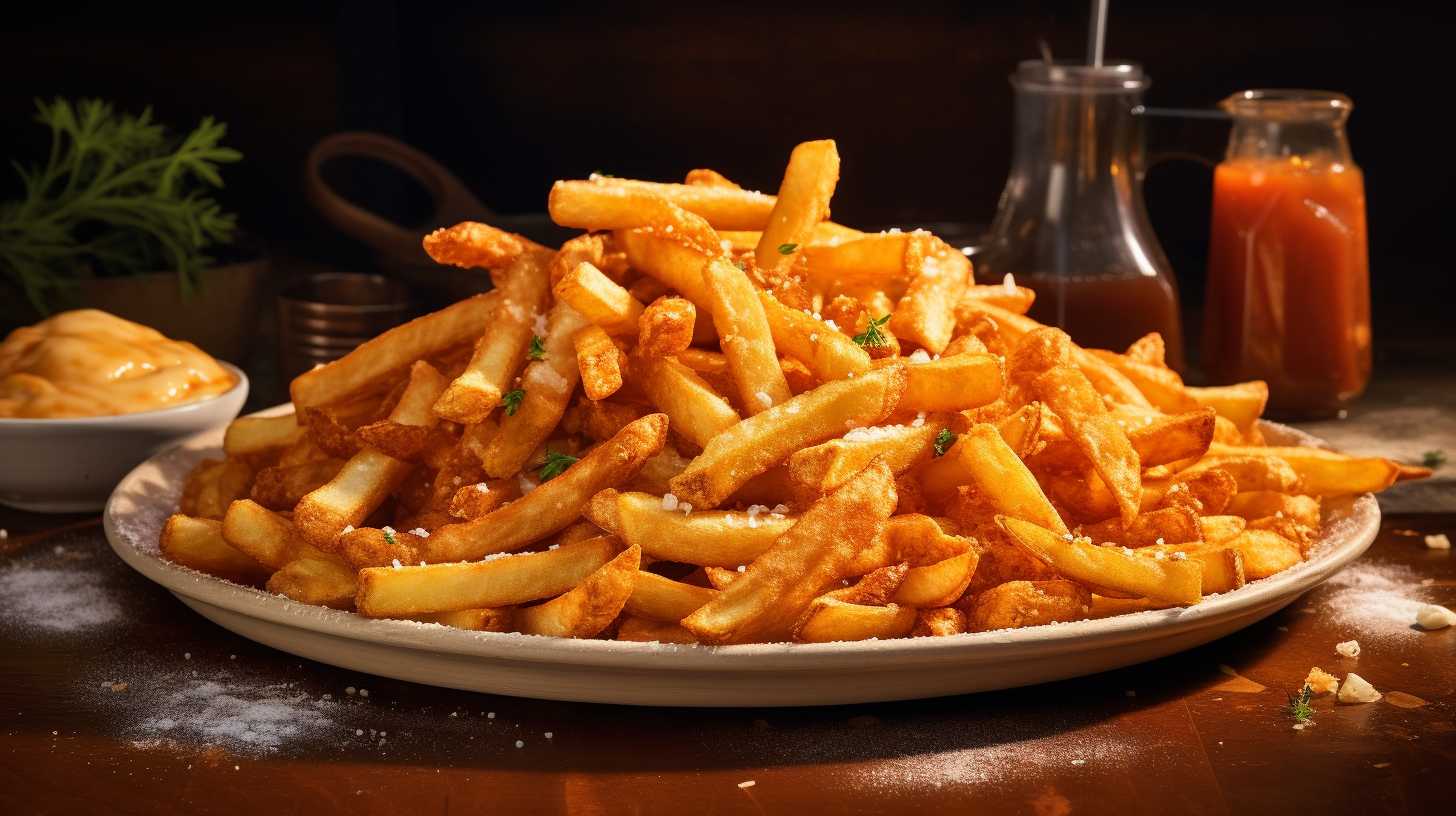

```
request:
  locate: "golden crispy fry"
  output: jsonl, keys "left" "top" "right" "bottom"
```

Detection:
{"left": 1227, "top": 529, "right": 1303, "bottom": 579}
{"left": 160, "top": 515, "right": 269, "bottom": 582}
{"left": 702, "top": 256, "right": 792, "bottom": 414}
{"left": 757, "top": 291, "right": 871, "bottom": 382}
{"left": 549, "top": 181, "right": 721, "bottom": 254}
{"left": 352, "top": 420, "right": 440, "bottom": 462}
{"left": 1079, "top": 506, "right": 1203, "bottom": 549}
{"left": 516, "top": 545, "right": 642, "bottom": 637}
{"left": 553, "top": 261, "right": 644, "bottom": 335}
{"left": 616, "top": 228, "right": 714, "bottom": 306}
{"left": 683, "top": 458, "right": 897, "bottom": 644}
{"left": 480, "top": 302, "right": 588, "bottom": 477}
{"left": 1198, "top": 514, "right": 1248, "bottom": 545}
{"left": 837, "top": 564, "right": 910, "bottom": 605}
{"left": 291, "top": 294, "right": 495, "bottom": 410}
{"left": 893, "top": 551, "right": 979, "bottom": 608}
{"left": 433, "top": 250, "right": 552, "bottom": 424}
{"left": 356, "top": 536, "right": 620, "bottom": 618}
{"left": 1034, "top": 364, "right": 1143, "bottom": 526}
{"left": 998, "top": 516, "right": 1202, "bottom": 605}
{"left": 266, "top": 556, "right": 357, "bottom": 609}
{"left": 617, "top": 616, "right": 700, "bottom": 644}
{"left": 889, "top": 235, "right": 970, "bottom": 354}
{"left": 795, "top": 597, "right": 917, "bottom": 643}
{"left": 922, "top": 423, "right": 1068, "bottom": 535}
{"left": 789, "top": 418, "right": 946, "bottom": 497}
{"left": 899, "top": 353, "right": 1003, "bottom": 413}
{"left": 547, "top": 233, "right": 607, "bottom": 286}
{"left": 250, "top": 459, "right": 344, "bottom": 510}
{"left": 913, "top": 607, "right": 969, "bottom": 637}
{"left": 573, "top": 324, "right": 626, "bottom": 401}
{"left": 1179, "top": 455, "right": 1300, "bottom": 494}
{"left": 585, "top": 489, "right": 793, "bottom": 567}
{"left": 625, "top": 570, "right": 719, "bottom": 622}
{"left": 223, "top": 413, "right": 304, "bottom": 462}
{"left": 631, "top": 355, "right": 740, "bottom": 449}
{"left": 188, "top": 459, "right": 255, "bottom": 520}
{"left": 958, "top": 283, "right": 1037, "bottom": 315}
{"left": 1205, "top": 443, "right": 1400, "bottom": 496}
{"left": 1032, "top": 408, "right": 1215, "bottom": 472}
{"left": 447, "top": 478, "right": 515, "bottom": 520}
{"left": 669, "top": 363, "right": 907, "bottom": 509}
{"left": 755, "top": 139, "right": 840, "bottom": 273}
{"left": 422, "top": 221, "right": 531, "bottom": 271}
{"left": 638, "top": 296, "right": 697, "bottom": 357}
{"left": 803, "top": 232, "right": 917, "bottom": 296}
{"left": 685, "top": 168, "right": 741, "bottom": 188}
{"left": 1225, "top": 491, "right": 1321, "bottom": 529}
{"left": 569, "top": 177, "right": 776, "bottom": 231}
{"left": 1137, "top": 543, "right": 1246, "bottom": 594}
{"left": 1185, "top": 382, "right": 1269, "bottom": 432}
{"left": 221, "top": 499, "right": 318, "bottom": 569}
{"left": 967, "top": 579, "right": 1091, "bottom": 632}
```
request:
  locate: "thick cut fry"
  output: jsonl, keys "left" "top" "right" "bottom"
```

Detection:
{"left": 968, "top": 579, "right": 1091, "bottom": 632}
{"left": 1079, "top": 506, "right": 1203, "bottom": 549}
{"left": 1199, "top": 515, "right": 1248, "bottom": 544}
{"left": 1179, "top": 455, "right": 1300, "bottom": 494}
{"left": 1186, "top": 382, "right": 1269, "bottom": 431}
{"left": 913, "top": 607, "right": 968, "bottom": 637}
{"left": 789, "top": 419, "right": 945, "bottom": 497}
{"left": 616, "top": 229, "right": 714, "bottom": 306}
{"left": 637, "top": 296, "right": 696, "bottom": 357}
{"left": 160, "top": 515, "right": 268, "bottom": 582}
{"left": 1138, "top": 544, "right": 1246, "bottom": 594}
{"left": 517, "top": 545, "right": 642, "bottom": 638}
{"left": 566, "top": 177, "right": 776, "bottom": 231}
{"left": 683, "top": 459, "right": 897, "bottom": 644}
{"left": 187, "top": 459, "right": 255, "bottom": 520}
{"left": 998, "top": 516, "right": 1203, "bottom": 605}
{"left": 1228, "top": 529, "right": 1303, "bottom": 579}
{"left": 397, "top": 414, "right": 667, "bottom": 564}
{"left": 549, "top": 181, "right": 721, "bottom": 253}
{"left": 291, "top": 294, "right": 495, "bottom": 410}
{"left": 1225, "top": 491, "right": 1322, "bottom": 529}
{"left": 625, "top": 570, "right": 719, "bottom": 622}
{"left": 669, "top": 363, "right": 907, "bottom": 509}
{"left": 795, "top": 597, "right": 916, "bottom": 643}
{"left": 481, "top": 302, "right": 589, "bottom": 477}
{"left": 294, "top": 361, "right": 447, "bottom": 548}
{"left": 586, "top": 490, "right": 793, "bottom": 566}
{"left": 617, "top": 617, "right": 700, "bottom": 644}
{"left": 899, "top": 353, "right": 1003, "bottom": 413}
{"left": 755, "top": 139, "right": 840, "bottom": 273}
{"left": 702, "top": 256, "right": 792, "bottom": 414}
{"left": 803, "top": 232, "right": 917, "bottom": 295}
{"left": 1206, "top": 443, "right": 1400, "bottom": 496}
{"left": 223, "top": 414, "right": 304, "bottom": 461}
{"left": 631, "top": 355, "right": 740, "bottom": 449}
{"left": 250, "top": 459, "right": 344, "bottom": 510}
{"left": 958, "top": 283, "right": 1037, "bottom": 315}
{"left": 266, "top": 556, "right": 357, "bottom": 609}
{"left": 553, "top": 261, "right": 644, "bottom": 335}
{"left": 432, "top": 251, "right": 550, "bottom": 423}
{"left": 1034, "top": 364, "right": 1142, "bottom": 526}
{"left": 356, "top": 536, "right": 619, "bottom": 618}
{"left": 1033, "top": 408, "right": 1215, "bottom": 471}
{"left": 758, "top": 292, "right": 872, "bottom": 382}
{"left": 222, "top": 499, "right": 316, "bottom": 569}
{"left": 923, "top": 423, "right": 1069, "bottom": 535}
{"left": 573, "top": 324, "right": 625, "bottom": 401}
{"left": 422, "top": 221, "right": 530, "bottom": 271}
{"left": 893, "top": 551, "right": 979, "bottom": 608}
{"left": 889, "top": 235, "right": 970, "bottom": 354}
{"left": 626, "top": 447, "right": 692, "bottom": 495}
{"left": 414, "top": 608, "right": 515, "bottom": 632}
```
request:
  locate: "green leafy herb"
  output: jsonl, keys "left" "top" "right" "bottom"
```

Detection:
{"left": 528, "top": 335, "right": 546, "bottom": 361}
{"left": 934, "top": 429, "right": 956, "bottom": 457}
{"left": 1, "top": 98, "right": 242, "bottom": 313}
{"left": 852, "top": 314, "right": 892, "bottom": 348}
{"left": 502, "top": 389, "right": 525, "bottom": 416}
{"left": 777, "top": 242, "right": 798, "bottom": 255}
{"left": 1287, "top": 685, "right": 1314, "bottom": 724}
{"left": 537, "top": 450, "right": 579, "bottom": 482}
{"left": 1422, "top": 449, "right": 1446, "bottom": 469}
{"left": 383, "top": 528, "right": 396, "bottom": 547}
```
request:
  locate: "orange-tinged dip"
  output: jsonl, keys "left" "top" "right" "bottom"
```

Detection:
{"left": 0, "top": 310, "right": 236, "bottom": 419}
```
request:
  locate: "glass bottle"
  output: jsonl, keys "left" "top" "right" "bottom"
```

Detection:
{"left": 977, "top": 61, "right": 1185, "bottom": 369}
{"left": 1202, "top": 90, "right": 1370, "bottom": 419}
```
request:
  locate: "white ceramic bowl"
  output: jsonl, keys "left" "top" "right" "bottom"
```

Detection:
{"left": 0, "top": 363, "right": 247, "bottom": 513}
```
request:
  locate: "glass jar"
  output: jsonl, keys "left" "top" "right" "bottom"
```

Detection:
{"left": 1202, "top": 90, "right": 1370, "bottom": 419}
{"left": 977, "top": 61, "right": 1185, "bottom": 369}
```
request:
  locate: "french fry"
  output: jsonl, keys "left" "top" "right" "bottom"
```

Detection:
{"left": 626, "top": 447, "right": 692, "bottom": 495}
{"left": 421, "top": 220, "right": 532, "bottom": 271}
{"left": 758, "top": 291, "right": 872, "bottom": 381}
{"left": 617, "top": 616, "right": 700, "bottom": 644}
{"left": 516, "top": 545, "right": 642, "bottom": 638}
{"left": 1031, "top": 408, "right": 1215, "bottom": 471}
{"left": 547, "top": 233, "right": 608, "bottom": 286}
{"left": 913, "top": 607, "right": 968, "bottom": 637}
{"left": 1137, "top": 543, "right": 1246, "bottom": 594}
{"left": 356, "top": 536, "right": 620, "bottom": 618}
{"left": 899, "top": 353, "right": 1003, "bottom": 413}
{"left": 480, "top": 302, "right": 589, "bottom": 477}
{"left": 293, "top": 361, "right": 448, "bottom": 548}
{"left": 223, "top": 413, "right": 304, "bottom": 461}
{"left": 573, "top": 324, "right": 626, "bottom": 401}
{"left": 1087, "top": 348, "right": 1200, "bottom": 413}
{"left": 755, "top": 139, "right": 840, "bottom": 273}
{"left": 998, "top": 516, "right": 1203, "bottom": 605}
{"left": 631, "top": 355, "right": 740, "bottom": 449}
{"left": 566, "top": 176, "right": 776, "bottom": 231}
{"left": 669, "top": 363, "right": 907, "bottom": 509}
{"left": 795, "top": 597, "right": 917, "bottom": 643}
{"left": 1228, "top": 529, "right": 1302, "bottom": 579}
{"left": 1225, "top": 491, "right": 1322, "bottom": 529}
{"left": 637, "top": 296, "right": 696, "bottom": 357}
{"left": 889, "top": 235, "right": 970, "bottom": 354}
{"left": 967, "top": 579, "right": 1091, "bottom": 632}
{"left": 893, "top": 551, "right": 979, "bottom": 608}
{"left": 250, "top": 459, "right": 343, "bottom": 510}
{"left": 266, "top": 556, "right": 357, "bottom": 609}
{"left": 548, "top": 181, "right": 721, "bottom": 254}
{"left": 789, "top": 419, "right": 946, "bottom": 497}
{"left": 958, "top": 282, "right": 1037, "bottom": 315}
{"left": 160, "top": 515, "right": 269, "bottom": 582}
{"left": 702, "top": 256, "right": 792, "bottom": 414}
{"left": 553, "top": 261, "right": 644, "bottom": 335}
{"left": 683, "top": 459, "right": 897, "bottom": 644}
{"left": 291, "top": 294, "right": 495, "bottom": 410}
{"left": 1079, "top": 506, "right": 1203, "bottom": 549}
{"left": 1199, "top": 514, "right": 1248, "bottom": 544}
{"left": 803, "top": 232, "right": 917, "bottom": 296}
{"left": 432, "top": 250, "right": 551, "bottom": 423}
{"left": 625, "top": 570, "right": 719, "bottom": 622}
{"left": 1205, "top": 443, "right": 1400, "bottom": 496}
{"left": 616, "top": 229, "right": 714, "bottom": 306}
{"left": 921, "top": 423, "right": 1068, "bottom": 535}
{"left": 414, "top": 608, "right": 515, "bottom": 632}
{"left": 222, "top": 499, "right": 316, "bottom": 569}
{"left": 585, "top": 489, "right": 793, "bottom": 567}
{"left": 1034, "top": 364, "right": 1143, "bottom": 526}
{"left": 1186, "top": 382, "right": 1269, "bottom": 432}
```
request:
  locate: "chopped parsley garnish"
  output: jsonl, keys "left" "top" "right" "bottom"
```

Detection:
{"left": 501, "top": 389, "right": 525, "bottom": 416}
{"left": 777, "top": 242, "right": 798, "bottom": 255}
{"left": 537, "top": 450, "right": 579, "bottom": 482}
{"left": 528, "top": 335, "right": 546, "bottom": 361}
{"left": 382, "top": 528, "right": 396, "bottom": 546}
{"left": 852, "top": 314, "right": 892, "bottom": 348}
{"left": 1422, "top": 449, "right": 1446, "bottom": 469}
{"left": 1287, "top": 684, "right": 1314, "bottom": 724}
{"left": 934, "top": 429, "right": 956, "bottom": 457}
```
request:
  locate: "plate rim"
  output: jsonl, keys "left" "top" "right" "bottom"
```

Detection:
{"left": 102, "top": 407, "right": 1381, "bottom": 673}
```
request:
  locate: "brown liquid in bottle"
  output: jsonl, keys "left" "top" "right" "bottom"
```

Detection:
{"left": 1014, "top": 272, "right": 1186, "bottom": 368}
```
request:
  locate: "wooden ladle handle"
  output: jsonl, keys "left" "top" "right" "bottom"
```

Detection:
{"left": 305, "top": 132, "right": 491, "bottom": 264}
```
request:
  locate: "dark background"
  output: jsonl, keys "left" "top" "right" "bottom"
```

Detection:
{"left": 3, "top": 0, "right": 1452, "bottom": 346}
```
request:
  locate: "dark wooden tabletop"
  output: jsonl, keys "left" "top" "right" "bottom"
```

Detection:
{"left": 1, "top": 505, "right": 1452, "bottom": 816}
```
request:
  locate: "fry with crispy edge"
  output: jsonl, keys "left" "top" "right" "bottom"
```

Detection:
{"left": 758, "top": 291, "right": 872, "bottom": 381}
{"left": 754, "top": 139, "right": 840, "bottom": 273}
{"left": 548, "top": 181, "right": 721, "bottom": 255}
{"left": 1034, "top": 365, "right": 1143, "bottom": 527}
{"left": 160, "top": 515, "right": 269, "bottom": 582}
{"left": 669, "top": 363, "right": 907, "bottom": 509}
{"left": 789, "top": 419, "right": 947, "bottom": 497}
{"left": 1205, "top": 443, "right": 1400, "bottom": 496}
{"left": 421, "top": 221, "right": 532, "bottom": 271}
{"left": 517, "top": 545, "right": 642, "bottom": 637}
{"left": 293, "top": 361, "right": 448, "bottom": 548}
{"left": 683, "top": 458, "right": 897, "bottom": 644}
{"left": 573, "top": 324, "right": 625, "bottom": 401}
{"left": 553, "top": 261, "right": 644, "bottom": 335}
{"left": 889, "top": 235, "right": 970, "bottom": 354}
{"left": 795, "top": 597, "right": 917, "bottom": 643}
{"left": 356, "top": 536, "right": 620, "bottom": 618}
{"left": 586, "top": 489, "right": 795, "bottom": 566}
{"left": 562, "top": 177, "right": 776, "bottom": 231}
{"left": 998, "top": 516, "right": 1203, "bottom": 605}
{"left": 481, "top": 302, "right": 589, "bottom": 477}
{"left": 223, "top": 413, "right": 304, "bottom": 460}
{"left": 702, "top": 256, "right": 792, "bottom": 414}
{"left": 625, "top": 570, "right": 719, "bottom": 621}
{"left": 925, "top": 422, "right": 1068, "bottom": 535}
{"left": 898, "top": 353, "right": 1004, "bottom": 413}
{"left": 631, "top": 355, "right": 740, "bottom": 449}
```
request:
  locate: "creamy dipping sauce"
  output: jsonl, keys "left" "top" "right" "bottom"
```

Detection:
{"left": 0, "top": 310, "right": 236, "bottom": 419}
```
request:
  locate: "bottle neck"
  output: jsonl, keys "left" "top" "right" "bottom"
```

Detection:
{"left": 1008, "top": 85, "right": 1148, "bottom": 187}
{"left": 1225, "top": 117, "right": 1352, "bottom": 164}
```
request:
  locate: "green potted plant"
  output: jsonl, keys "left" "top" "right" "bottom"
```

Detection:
{"left": 0, "top": 98, "right": 267, "bottom": 362}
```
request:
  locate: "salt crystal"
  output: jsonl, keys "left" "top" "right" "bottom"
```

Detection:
{"left": 771, "top": 504, "right": 790, "bottom": 514}
{"left": 359, "top": 689, "right": 369, "bottom": 698}
{"left": 0, "top": 529, "right": 7, "bottom": 539}
{"left": 1070, "top": 759, "right": 1086, "bottom": 766}
{"left": 908, "top": 349, "right": 931, "bottom": 364}
{"left": 475, "top": 482, "right": 490, "bottom": 493}
{"left": 1415, "top": 604, "right": 1456, "bottom": 630}
{"left": 1171, "top": 552, "right": 1188, "bottom": 561}
{"left": 392, "top": 559, "right": 402, "bottom": 569}
{"left": 1338, "top": 673, "right": 1381, "bottom": 704}
{"left": 355, "top": 729, "right": 364, "bottom": 736}
{"left": 487, "top": 712, "right": 496, "bottom": 719}
{"left": 755, "top": 391, "right": 772, "bottom": 408}
{"left": 1002, "top": 272, "right": 1017, "bottom": 293}
{"left": 533, "top": 312, "right": 548, "bottom": 336}
{"left": 738, "top": 780, "right": 756, "bottom": 788}
{"left": 1335, "top": 640, "right": 1361, "bottom": 658}
{"left": 515, "top": 740, "right": 525, "bottom": 748}
{"left": 680, "top": 503, "right": 693, "bottom": 515}
{"left": 661, "top": 493, "right": 678, "bottom": 511}
{"left": 381, "top": 526, "right": 396, "bottom": 536}
{"left": 341, "top": 525, "right": 354, "bottom": 535}
{"left": 184, "top": 653, "right": 191, "bottom": 660}
{"left": 1425, "top": 534, "right": 1451, "bottom": 550}
{"left": 345, "top": 686, "right": 356, "bottom": 695}
{"left": 809, "top": 333, "right": 818, "bottom": 342}
{"left": 1154, "top": 537, "right": 1165, "bottom": 546}
{"left": 408, "top": 528, "right": 430, "bottom": 538}
{"left": 911, "top": 412, "right": 926, "bottom": 428}
{"left": 736, "top": 565, "right": 746, "bottom": 573}
{"left": 824, "top": 319, "right": 839, "bottom": 331}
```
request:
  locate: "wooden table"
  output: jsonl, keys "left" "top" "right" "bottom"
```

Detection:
{"left": 1, "top": 506, "right": 1451, "bottom": 815}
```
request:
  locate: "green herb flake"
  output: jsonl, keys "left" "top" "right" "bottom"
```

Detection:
{"left": 382, "top": 528, "right": 396, "bottom": 546}
{"left": 777, "top": 242, "right": 798, "bottom": 255}
{"left": 934, "top": 429, "right": 956, "bottom": 457}
{"left": 1422, "top": 449, "right": 1446, "bottom": 469}
{"left": 852, "top": 314, "right": 892, "bottom": 348}
{"left": 1287, "top": 685, "right": 1314, "bottom": 724}
{"left": 501, "top": 389, "right": 525, "bottom": 416}
{"left": 537, "top": 450, "right": 579, "bottom": 482}
{"left": 528, "top": 335, "right": 546, "bottom": 361}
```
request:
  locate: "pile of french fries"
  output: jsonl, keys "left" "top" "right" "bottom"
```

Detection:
{"left": 160, "top": 140, "right": 1426, "bottom": 645}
